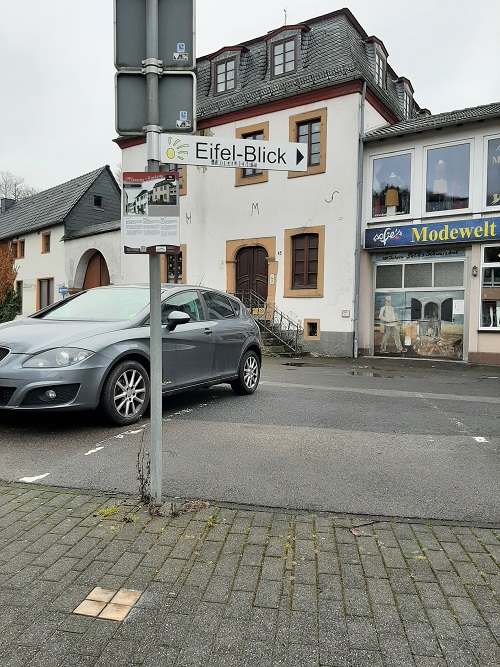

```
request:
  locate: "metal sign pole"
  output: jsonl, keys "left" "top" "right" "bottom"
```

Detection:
{"left": 146, "top": 0, "right": 163, "bottom": 507}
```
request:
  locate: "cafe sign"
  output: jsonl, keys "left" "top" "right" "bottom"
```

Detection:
{"left": 364, "top": 217, "right": 500, "bottom": 249}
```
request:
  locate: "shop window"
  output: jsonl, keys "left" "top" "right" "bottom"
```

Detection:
{"left": 38, "top": 278, "right": 54, "bottom": 309}
{"left": 434, "top": 261, "right": 464, "bottom": 287}
{"left": 214, "top": 58, "right": 236, "bottom": 93}
{"left": 165, "top": 251, "right": 183, "bottom": 284}
{"left": 404, "top": 263, "right": 432, "bottom": 288}
{"left": 284, "top": 225, "right": 325, "bottom": 298}
{"left": 235, "top": 122, "right": 269, "bottom": 186}
{"left": 289, "top": 109, "right": 327, "bottom": 178}
{"left": 372, "top": 153, "right": 411, "bottom": 218}
{"left": 486, "top": 137, "right": 500, "bottom": 207}
{"left": 425, "top": 144, "right": 470, "bottom": 213}
{"left": 480, "top": 244, "right": 500, "bottom": 328}
{"left": 376, "top": 264, "right": 402, "bottom": 289}
{"left": 41, "top": 231, "right": 51, "bottom": 253}
{"left": 272, "top": 37, "right": 296, "bottom": 78}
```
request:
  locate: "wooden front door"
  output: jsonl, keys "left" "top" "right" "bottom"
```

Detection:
{"left": 83, "top": 252, "right": 110, "bottom": 289}
{"left": 236, "top": 246, "right": 268, "bottom": 300}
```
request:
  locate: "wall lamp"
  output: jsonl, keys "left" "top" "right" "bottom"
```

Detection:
{"left": 472, "top": 265, "right": 479, "bottom": 277}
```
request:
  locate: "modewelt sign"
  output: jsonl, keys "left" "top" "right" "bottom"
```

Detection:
{"left": 365, "top": 217, "right": 500, "bottom": 249}
{"left": 160, "top": 134, "right": 308, "bottom": 171}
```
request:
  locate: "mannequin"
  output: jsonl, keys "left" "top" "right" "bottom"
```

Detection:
{"left": 433, "top": 159, "right": 447, "bottom": 196}
{"left": 385, "top": 172, "right": 400, "bottom": 215}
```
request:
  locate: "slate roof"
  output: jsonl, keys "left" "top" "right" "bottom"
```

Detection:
{"left": 63, "top": 219, "right": 121, "bottom": 240}
{"left": 0, "top": 166, "right": 109, "bottom": 240}
{"left": 364, "top": 102, "right": 500, "bottom": 141}
{"left": 196, "top": 9, "right": 411, "bottom": 123}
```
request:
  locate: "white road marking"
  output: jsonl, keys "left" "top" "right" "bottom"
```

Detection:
{"left": 84, "top": 427, "right": 145, "bottom": 454}
{"left": 19, "top": 473, "right": 51, "bottom": 483}
{"left": 473, "top": 436, "right": 488, "bottom": 443}
{"left": 84, "top": 446, "right": 105, "bottom": 456}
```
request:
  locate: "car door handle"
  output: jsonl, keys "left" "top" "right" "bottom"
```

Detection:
{"left": 204, "top": 328, "right": 212, "bottom": 335}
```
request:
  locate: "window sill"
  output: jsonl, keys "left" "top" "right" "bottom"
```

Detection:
{"left": 478, "top": 328, "right": 500, "bottom": 333}
{"left": 284, "top": 288, "right": 323, "bottom": 298}
{"left": 368, "top": 215, "right": 412, "bottom": 225}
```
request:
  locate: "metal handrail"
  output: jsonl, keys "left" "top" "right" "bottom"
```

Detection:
{"left": 232, "top": 289, "right": 303, "bottom": 354}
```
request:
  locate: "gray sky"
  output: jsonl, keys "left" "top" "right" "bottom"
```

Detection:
{"left": 1, "top": 0, "right": 499, "bottom": 192}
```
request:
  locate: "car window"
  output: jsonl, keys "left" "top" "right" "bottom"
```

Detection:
{"left": 37, "top": 288, "right": 149, "bottom": 321}
{"left": 161, "top": 290, "right": 203, "bottom": 324}
{"left": 202, "top": 292, "right": 236, "bottom": 319}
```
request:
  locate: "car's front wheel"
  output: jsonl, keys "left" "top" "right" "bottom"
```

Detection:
{"left": 100, "top": 360, "right": 150, "bottom": 425}
{"left": 230, "top": 350, "right": 260, "bottom": 395}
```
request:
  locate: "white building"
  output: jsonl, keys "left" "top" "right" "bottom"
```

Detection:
{"left": 118, "top": 8, "right": 418, "bottom": 356}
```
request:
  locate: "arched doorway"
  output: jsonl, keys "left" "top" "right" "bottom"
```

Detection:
{"left": 236, "top": 246, "right": 268, "bottom": 300}
{"left": 83, "top": 252, "right": 110, "bottom": 289}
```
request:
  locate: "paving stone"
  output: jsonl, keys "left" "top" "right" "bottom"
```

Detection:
{"left": 437, "top": 639, "right": 480, "bottom": 667}
{"left": 256, "top": 577, "right": 282, "bottom": 609}
{"left": 213, "top": 617, "right": 247, "bottom": 653}
{"left": 449, "top": 596, "right": 487, "bottom": 626}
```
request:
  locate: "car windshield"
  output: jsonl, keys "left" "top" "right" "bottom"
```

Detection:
{"left": 37, "top": 288, "right": 150, "bottom": 321}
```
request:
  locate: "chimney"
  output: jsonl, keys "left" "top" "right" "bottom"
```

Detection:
{"left": 1, "top": 198, "right": 15, "bottom": 213}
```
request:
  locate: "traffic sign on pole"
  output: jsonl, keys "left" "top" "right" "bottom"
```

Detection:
{"left": 114, "top": 0, "right": 195, "bottom": 70}
{"left": 160, "top": 134, "right": 309, "bottom": 172}
{"left": 115, "top": 72, "right": 196, "bottom": 135}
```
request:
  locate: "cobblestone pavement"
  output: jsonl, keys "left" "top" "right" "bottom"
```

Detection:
{"left": 0, "top": 482, "right": 499, "bottom": 667}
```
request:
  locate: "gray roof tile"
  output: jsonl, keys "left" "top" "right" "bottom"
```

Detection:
{"left": 196, "top": 10, "right": 409, "bottom": 122}
{"left": 63, "top": 219, "right": 121, "bottom": 240}
{"left": 0, "top": 166, "right": 108, "bottom": 239}
{"left": 364, "top": 102, "right": 500, "bottom": 141}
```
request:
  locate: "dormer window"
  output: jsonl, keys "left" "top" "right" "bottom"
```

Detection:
{"left": 375, "top": 49, "right": 386, "bottom": 88}
{"left": 403, "top": 88, "right": 412, "bottom": 119}
{"left": 272, "top": 37, "right": 296, "bottom": 78}
{"left": 215, "top": 58, "right": 235, "bottom": 93}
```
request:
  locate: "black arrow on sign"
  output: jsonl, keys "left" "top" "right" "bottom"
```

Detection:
{"left": 296, "top": 149, "right": 305, "bottom": 165}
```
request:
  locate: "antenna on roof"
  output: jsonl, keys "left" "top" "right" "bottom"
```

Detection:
{"left": 283, "top": 7, "right": 287, "bottom": 25}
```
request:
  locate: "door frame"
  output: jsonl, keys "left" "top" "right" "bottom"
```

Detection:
{"left": 226, "top": 237, "right": 277, "bottom": 304}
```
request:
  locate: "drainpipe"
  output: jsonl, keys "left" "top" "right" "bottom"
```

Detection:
{"left": 353, "top": 81, "right": 366, "bottom": 358}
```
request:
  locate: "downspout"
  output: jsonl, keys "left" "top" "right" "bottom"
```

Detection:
{"left": 353, "top": 81, "right": 366, "bottom": 358}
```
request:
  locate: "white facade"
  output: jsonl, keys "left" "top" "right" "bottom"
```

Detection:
{"left": 14, "top": 224, "right": 67, "bottom": 315}
{"left": 121, "top": 92, "right": 388, "bottom": 355}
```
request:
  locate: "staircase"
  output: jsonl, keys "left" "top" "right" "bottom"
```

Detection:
{"left": 232, "top": 290, "right": 304, "bottom": 357}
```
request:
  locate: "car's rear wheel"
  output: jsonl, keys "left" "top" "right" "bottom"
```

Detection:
{"left": 100, "top": 360, "right": 150, "bottom": 425}
{"left": 230, "top": 350, "right": 260, "bottom": 395}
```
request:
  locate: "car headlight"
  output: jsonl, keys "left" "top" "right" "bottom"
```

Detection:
{"left": 23, "top": 348, "right": 95, "bottom": 368}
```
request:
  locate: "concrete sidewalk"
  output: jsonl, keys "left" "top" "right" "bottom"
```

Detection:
{"left": 0, "top": 482, "right": 499, "bottom": 667}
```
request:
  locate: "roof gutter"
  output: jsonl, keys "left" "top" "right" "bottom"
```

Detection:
{"left": 353, "top": 80, "right": 366, "bottom": 359}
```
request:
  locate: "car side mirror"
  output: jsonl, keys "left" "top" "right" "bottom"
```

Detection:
{"left": 166, "top": 310, "right": 191, "bottom": 331}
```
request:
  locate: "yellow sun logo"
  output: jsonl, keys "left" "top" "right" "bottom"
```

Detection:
{"left": 164, "top": 136, "right": 189, "bottom": 162}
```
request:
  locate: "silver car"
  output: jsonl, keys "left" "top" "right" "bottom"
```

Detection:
{"left": 0, "top": 285, "right": 261, "bottom": 425}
